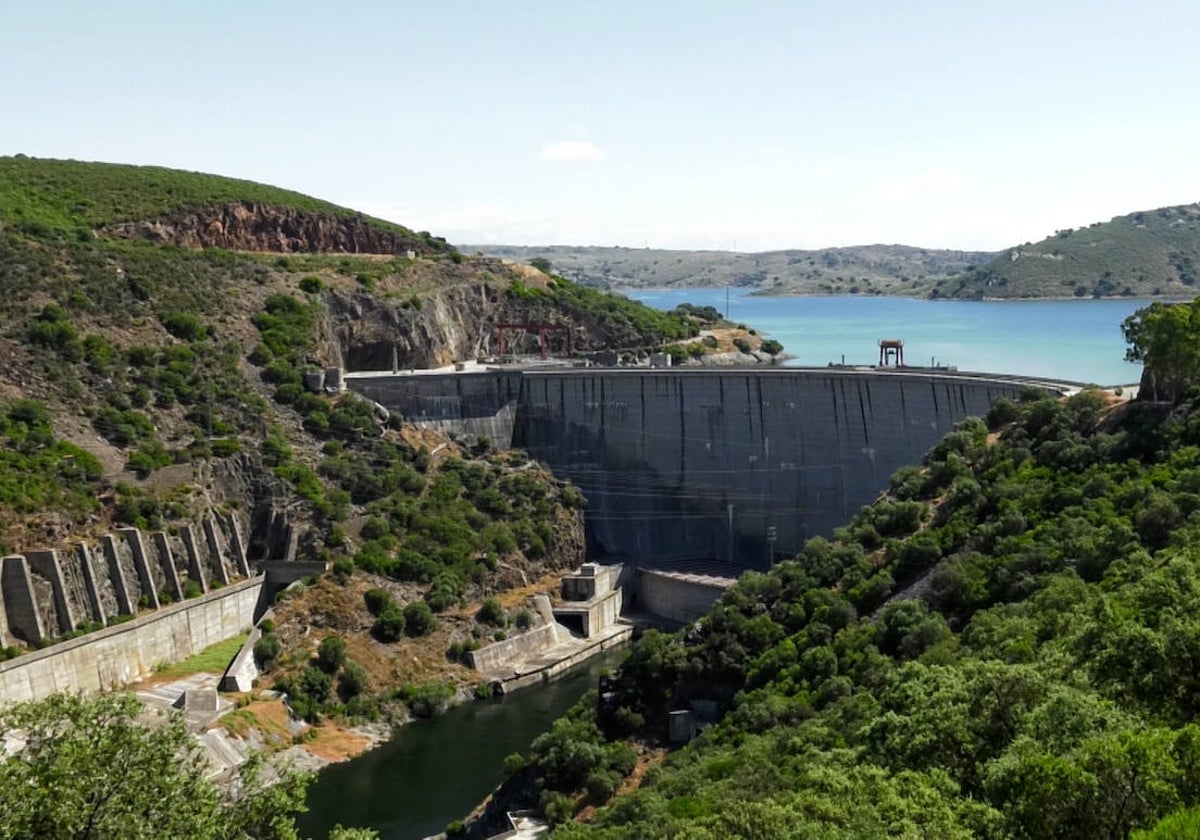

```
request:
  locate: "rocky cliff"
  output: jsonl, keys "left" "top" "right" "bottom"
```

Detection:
{"left": 324, "top": 279, "right": 677, "bottom": 371}
{"left": 104, "top": 201, "right": 449, "bottom": 256}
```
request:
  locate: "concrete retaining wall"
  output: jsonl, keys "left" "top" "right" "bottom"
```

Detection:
{"left": 636, "top": 570, "right": 731, "bottom": 625}
{"left": 0, "top": 578, "right": 262, "bottom": 705}
{"left": 466, "top": 622, "right": 560, "bottom": 673}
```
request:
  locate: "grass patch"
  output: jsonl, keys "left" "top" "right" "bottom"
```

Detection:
{"left": 154, "top": 632, "right": 249, "bottom": 678}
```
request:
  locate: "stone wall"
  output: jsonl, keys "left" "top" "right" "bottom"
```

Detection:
{"left": 0, "top": 578, "right": 262, "bottom": 704}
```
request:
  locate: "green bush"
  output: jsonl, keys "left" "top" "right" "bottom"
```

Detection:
{"left": 372, "top": 607, "right": 405, "bottom": 642}
{"left": 253, "top": 633, "right": 282, "bottom": 669}
{"left": 315, "top": 635, "right": 346, "bottom": 674}
{"left": 404, "top": 601, "right": 436, "bottom": 637}
{"left": 364, "top": 588, "right": 394, "bottom": 616}
{"left": 477, "top": 596, "right": 506, "bottom": 626}
{"left": 160, "top": 312, "right": 208, "bottom": 341}
{"left": 339, "top": 660, "right": 370, "bottom": 699}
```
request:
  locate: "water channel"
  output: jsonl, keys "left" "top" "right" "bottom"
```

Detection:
{"left": 299, "top": 649, "right": 625, "bottom": 839}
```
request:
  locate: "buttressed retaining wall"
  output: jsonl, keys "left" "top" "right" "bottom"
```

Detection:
{"left": 0, "top": 578, "right": 261, "bottom": 704}
{"left": 350, "top": 368, "right": 1063, "bottom": 568}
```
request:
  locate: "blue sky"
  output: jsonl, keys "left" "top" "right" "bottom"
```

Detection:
{"left": 4, "top": 1, "right": 1199, "bottom": 251}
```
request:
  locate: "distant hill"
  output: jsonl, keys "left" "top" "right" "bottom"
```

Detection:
{"left": 934, "top": 204, "right": 1200, "bottom": 299}
{"left": 469, "top": 244, "right": 996, "bottom": 296}
{"left": 474, "top": 203, "right": 1200, "bottom": 300}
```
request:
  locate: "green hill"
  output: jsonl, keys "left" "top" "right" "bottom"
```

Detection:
{"left": 938, "top": 204, "right": 1200, "bottom": 299}
{"left": 0, "top": 155, "right": 448, "bottom": 247}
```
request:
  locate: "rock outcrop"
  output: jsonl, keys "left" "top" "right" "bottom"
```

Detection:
{"left": 324, "top": 283, "right": 664, "bottom": 371}
{"left": 103, "top": 202, "right": 448, "bottom": 256}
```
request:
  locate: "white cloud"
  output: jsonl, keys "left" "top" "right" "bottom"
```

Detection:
{"left": 876, "top": 167, "right": 973, "bottom": 202}
{"left": 540, "top": 140, "right": 607, "bottom": 163}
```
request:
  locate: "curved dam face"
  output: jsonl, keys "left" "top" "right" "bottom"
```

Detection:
{"left": 349, "top": 368, "right": 1059, "bottom": 568}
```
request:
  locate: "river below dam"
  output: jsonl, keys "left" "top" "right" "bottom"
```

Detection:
{"left": 299, "top": 649, "right": 624, "bottom": 839}
{"left": 626, "top": 290, "right": 1154, "bottom": 385}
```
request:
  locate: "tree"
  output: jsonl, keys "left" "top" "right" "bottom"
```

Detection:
{"left": 529, "top": 257, "right": 552, "bottom": 274}
{"left": 0, "top": 692, "right": 357, "bottom": 840}
{"left": 1122, "top": 300, "right": 1200, "bottom": 401}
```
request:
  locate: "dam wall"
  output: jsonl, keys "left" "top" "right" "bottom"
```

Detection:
{"left": 349, "top": 368, "right": 1055, "bottom": 567}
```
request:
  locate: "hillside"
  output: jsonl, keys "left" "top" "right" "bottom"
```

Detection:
{"left": 478, "top": 361, "right": 1200, "bottom": 837}
{"left": 476, "top": 203, "right": 1200, "bottom": 302}
{"left": 935, "top": 203, "right": 1200, "bottom": 300}
{"left": 0, "top": 155, "right": 452, "bottom": 254}
{"left": 470, "top": 244, "right": 995, "bottom": 296}
{"left": 0, "top": 155, "right": 705, "bottom": 686}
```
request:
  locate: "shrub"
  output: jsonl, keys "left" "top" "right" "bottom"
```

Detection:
{"left": 316, "top": 635, "right": 346, "bottom": 674}
{"left": 515, "top": 609, "right": 534, "bottom": 630}
{"left": 331, "top": 556, "right": 353, "bottom": 583}
{"left": 477, "top": 596, "right": 506, "bottom": 626}
{"left": 160, "top": 312, "right": 208, "bottom": 341}
{"left": 404, "top": 601, "right": 436, "bottom": 637}
{"left": 372, "top": 607, "right": 405, "bottom": 642}
{"left": 339, "top": 659, "right": 370, "bottom": 699}
{"left": 299, "top": 276, "right": 323, "bottom": 294}
{"left": 253, "top": 633, "right": 282, "bottom": 669}
{"left": 364, "top": 588, "right": 394, "bottom": 616}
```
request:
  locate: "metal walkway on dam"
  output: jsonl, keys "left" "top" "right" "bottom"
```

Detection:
{"left": 348, "top": 365, "right": 1082, "bottom": 569}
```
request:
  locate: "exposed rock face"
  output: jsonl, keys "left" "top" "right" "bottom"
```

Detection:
{"left": 325, "top": 284, "right": 655, "bottom": 371}
{"left": 103, "top": 202, "right": 446, "bottom": 256}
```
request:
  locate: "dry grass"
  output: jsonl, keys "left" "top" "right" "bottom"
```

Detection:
{"left": 219, "top": 698, "right": 294, "bottom": 751}
{"left": 302, "top": 725, "right": 373, "bottom": 762}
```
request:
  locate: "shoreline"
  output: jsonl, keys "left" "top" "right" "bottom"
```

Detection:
{"left": 616, "top": 285, "right": 1183, "bottom": 303}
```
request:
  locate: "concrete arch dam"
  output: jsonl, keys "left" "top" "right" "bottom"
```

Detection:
{"left": 348, "top": 368, "right": 1070, "bottom": 568}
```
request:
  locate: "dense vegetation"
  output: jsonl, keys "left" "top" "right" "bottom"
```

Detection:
{"left": 504, "top": 324, "right": 1200, "bottom": 836}
{"left": 0, "top": 154, "right": 443, "bottom": 248}
{"left": 508, "top": 274, "right": 695, "bottom": 344}
{"left": 0, "top": 692, "right": 375, "bottom": 839}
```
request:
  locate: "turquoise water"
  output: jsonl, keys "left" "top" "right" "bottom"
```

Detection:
{"left": 626, "top": 290, "right": 1152, "bottom": 385}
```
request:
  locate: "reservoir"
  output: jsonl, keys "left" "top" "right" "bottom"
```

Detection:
{"left": 626, "top": 290, "right": 1153, "bottom": 385}
{"left": 299, "top": 650, "right": 623, "bottom": 839}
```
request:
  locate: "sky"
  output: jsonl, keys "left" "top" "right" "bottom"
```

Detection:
{"left": 4, "top": 1, "right": 1200, "bottom": 252}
